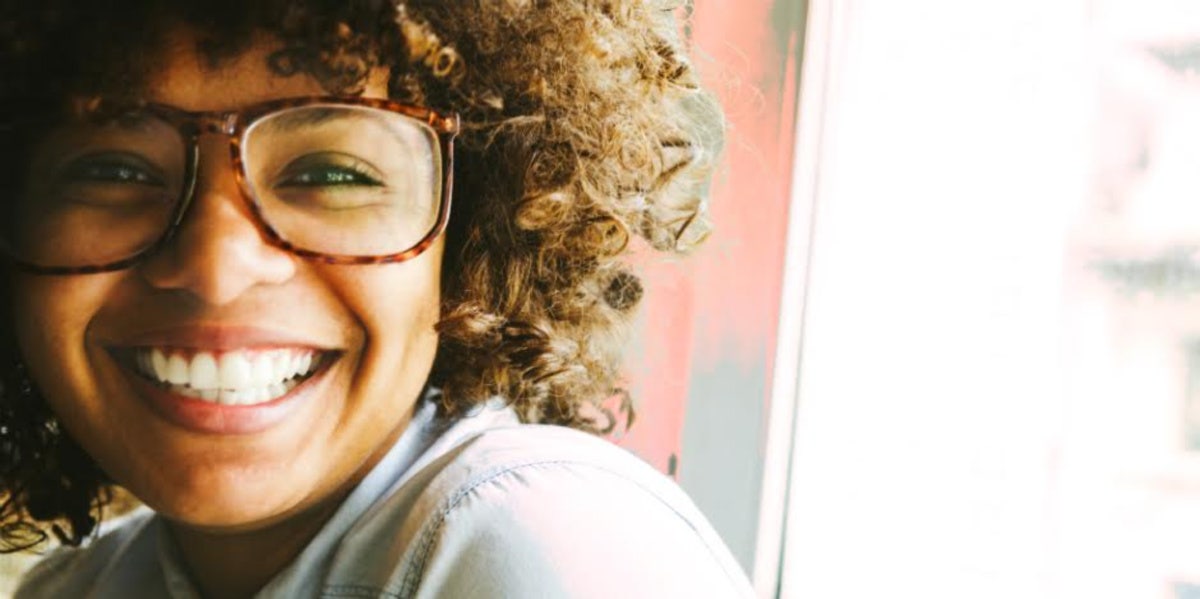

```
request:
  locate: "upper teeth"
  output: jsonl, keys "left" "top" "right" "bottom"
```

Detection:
{"left": 135, "top": 348, "right": 318, "bottom": 405}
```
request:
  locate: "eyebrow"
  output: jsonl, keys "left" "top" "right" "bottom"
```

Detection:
{"left": 256, "top": 107, "right": 419, "bottom": 148}
{"left": 261, "top": 107, "right": 396, "bottom": 132}
{"left": 266, "top": 107, "right": 357, "bottom": 129}
{"left": 93, "top": 112, "right": 163, "bottom": 133}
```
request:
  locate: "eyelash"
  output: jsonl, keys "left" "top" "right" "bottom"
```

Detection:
{"left": 64, "top": 160, "right": 164, "bottom": 187}
{"left": 277, "top": 162, "right": 385, "bottom": 188}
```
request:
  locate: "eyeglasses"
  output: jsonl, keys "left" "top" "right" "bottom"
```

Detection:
{"left": 1, "top": 97, "right": 460, "bottom": 275}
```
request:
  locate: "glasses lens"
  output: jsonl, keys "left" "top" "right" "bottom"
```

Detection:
{"left": 2, "top": 112, "right": 186, "bottom": 268}
{"left": 241, "top": 104, "right": 444, "bottom": 257}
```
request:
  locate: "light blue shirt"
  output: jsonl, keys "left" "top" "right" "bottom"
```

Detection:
{"left": 16, "top": 398, "right": 755, "bottom": 598}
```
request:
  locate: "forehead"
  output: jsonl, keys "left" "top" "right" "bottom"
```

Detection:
{"left": 143, "top": 30, "right": 387, "bottom": 112}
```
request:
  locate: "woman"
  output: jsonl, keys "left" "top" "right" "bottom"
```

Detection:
{"left": 1, "top": 1, "right": 746, "bottom": 597}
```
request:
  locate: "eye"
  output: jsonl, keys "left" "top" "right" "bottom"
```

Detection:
{"left": 275, "top": 153, "right": 386, "bottom": 189}
{"left": 61, "top": 153, "right": 166, "bottom": 187}
{"left": 39, "top": 152, "right": 175, "bottom": 211}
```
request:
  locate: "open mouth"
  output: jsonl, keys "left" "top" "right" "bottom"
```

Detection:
{"left": 124, "top": 347, "right": 335, "bottom": 406}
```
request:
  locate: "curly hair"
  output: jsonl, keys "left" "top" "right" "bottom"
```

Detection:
{"left": 0, "top": 0, "right": 723, "bottom": 551}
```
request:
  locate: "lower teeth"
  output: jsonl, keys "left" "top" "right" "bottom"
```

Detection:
{"left": 171, "top": 378, "right": 301, "bottom": 405}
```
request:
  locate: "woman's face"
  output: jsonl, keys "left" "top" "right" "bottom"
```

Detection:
{"left": 8, "top": 33, "right": 443, "bottom": 530}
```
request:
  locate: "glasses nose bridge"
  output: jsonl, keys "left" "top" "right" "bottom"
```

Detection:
{"left": 184, "top": 111, "right": 244, "bottom": 175}
{"left": 169, "top": 109, "right": 253, "bottom": 236}
{"left": 191, "top": 111, "right": 240, "bottom": 137}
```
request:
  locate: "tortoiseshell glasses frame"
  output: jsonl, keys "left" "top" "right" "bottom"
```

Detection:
{"left": 10, "top": 96, "right": 460, "bottom": 275}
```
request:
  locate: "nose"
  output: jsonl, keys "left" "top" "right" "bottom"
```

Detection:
{"left": 139, "top": 136, "right": 296, "bottom": 306}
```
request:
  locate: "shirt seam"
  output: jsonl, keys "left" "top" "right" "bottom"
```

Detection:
{"left": 319, "top": 584, "right": 402, "bottom": 598}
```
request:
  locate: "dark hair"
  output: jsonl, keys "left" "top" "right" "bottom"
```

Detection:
{"left": 0, "top": 0, "right": 723, "bottom": 551}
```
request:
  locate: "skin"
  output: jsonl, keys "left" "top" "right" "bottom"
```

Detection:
{"left": 9, "top": 31, "right": 442, "bottom": 597}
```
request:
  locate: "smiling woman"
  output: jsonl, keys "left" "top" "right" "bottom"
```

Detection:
{"left": 0, "top": 1, "right": 746, "bottom": 598}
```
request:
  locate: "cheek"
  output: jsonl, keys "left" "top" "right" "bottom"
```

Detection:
{"left": 8, "top": 274, "right": 123, "bottom": 430}
{"left": 11, "top": 274, "right": 113, "bottom": 372}
{"left": 324, "top": 243, "right": 444, "bottom": 364}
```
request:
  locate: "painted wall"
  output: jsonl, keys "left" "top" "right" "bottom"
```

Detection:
{"left": 617, "top": 0, "right": 807, "bottom": 577}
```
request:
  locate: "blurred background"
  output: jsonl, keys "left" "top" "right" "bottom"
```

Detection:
{"left": 624, "top": 0, "right": 1200, "bottom": 597}
{"left": 724, "top": 0, "right": 1200, "bottom": 597}
{"left": 7, "top": 0, "right": 1200, "bottom": 598}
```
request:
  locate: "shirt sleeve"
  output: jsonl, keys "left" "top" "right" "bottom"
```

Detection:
{"left": 408, "top": 459, "right": 755, "bottom": 599}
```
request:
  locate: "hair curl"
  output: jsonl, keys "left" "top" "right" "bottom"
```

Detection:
{"left": 0, "top": 0, "right": 723, "bottom": 551}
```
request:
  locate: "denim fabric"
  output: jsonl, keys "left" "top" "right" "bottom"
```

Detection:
{"left": 16, "top": 399, "right": 754, "bottom": 598}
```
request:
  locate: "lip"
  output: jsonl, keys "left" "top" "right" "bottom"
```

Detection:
{"left": 115, "top": 325, "right": 335, "bottom": 352}
{"left": 103, "top": 325, "right": 342, "bottom": 435}
{"left": 119, "top": 355, "right": 335, "bottom": 435}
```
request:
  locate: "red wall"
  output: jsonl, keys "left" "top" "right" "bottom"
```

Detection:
{"left": 618, "top": 0, "right": 805, "bottom": 479}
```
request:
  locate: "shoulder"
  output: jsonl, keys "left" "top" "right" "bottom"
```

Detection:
{"left": 419, "top": 423, "right": 704, "bottom": 533}
{"left": 391, "top": 423, "right": 754, "bottom": 598}
{"left": 14, "top": 507, "right": 159, "bottom": 599}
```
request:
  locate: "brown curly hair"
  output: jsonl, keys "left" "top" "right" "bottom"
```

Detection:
{"left": 0, "top": 0, "right": 723, "bottom": 551}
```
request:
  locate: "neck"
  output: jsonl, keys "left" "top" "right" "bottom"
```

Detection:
{"left": 162, "top": 415, "right": 415, "bottom": 598}
{"left": 167, "top": 496, "right": 345, "bottom": 599}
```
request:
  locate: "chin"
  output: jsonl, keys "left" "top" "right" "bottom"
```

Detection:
{"left": 147, "top": 466, "right": 319, "bottom": 532}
